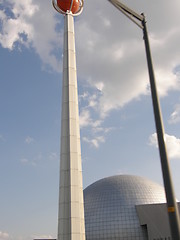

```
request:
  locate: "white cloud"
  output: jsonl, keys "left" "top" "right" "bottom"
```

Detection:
{"left": 154, "top": 68, "right": 180, "bottom": 97}
{"left": 0, "top": 0, "right": 38, "bottom": 49}
{"left": 1, "top": 0, "right": 180, "bottom": 114}
{"left": 149, "top": 133, "right": 180, "bottom": 160}
{"left": 79, "top": 109, "right": 102, "bottom": 128}
{"left": 49, "top": 152, "right": 58, "bottom": 161}
{"left": 79, "top": 90, "right": 114, "bottom": 147}
{"left": 25, "top": 136, "right": 34, "bottom": 144}
{"left": 79, "top": 92, "right": 89, "bottom": 100}
{"left": 169, "top": 104, "right": 180, "bottom": 124}
{"left": 92, "top": 126, "right": 114, "bottom": 134}
{"left": 94, "top": 82, "right": 104, "bottom": 92}
{"left": 79, "top": 109, "right": 92, "bottom": 128}
{"left": 20, "top": 158, "right": 29, "bottom": 164}
{"left": 75, "top": 0, "right": 180, "bottom": 117}
{"left": 1, "top": 0, "right": 180, "bottom": 106}
{"left": 0, "top": 231, "right": 9, "bottom": 239}
{"left": 20, "top": 158, "right": 36, "bottom": 166}
{"left": 149, "top": 133, "right": 158, "bottom": 148}
{"left": 79, "top": 106, "right": 113, "bottom": 148}
{"left": 20, "top": 152, "right": 42, "bottom": 166}
{"left": 88, "top": 94, "right": 98, "bottom": 108}
{"left": 83, "top": 136, "right": 105, "bottom": 148}
{"left": 1, "top": 0, "right": 180, "bottom": 147}
{"left": 0, "top": 0, "right": 62, "bottom": 71}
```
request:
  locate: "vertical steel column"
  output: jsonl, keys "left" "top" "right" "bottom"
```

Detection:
{"left": 142, "top": 14, "right": 180, "bottom": 240}
{"left": 57, "top": 13, "right": 86, "bottom": 240}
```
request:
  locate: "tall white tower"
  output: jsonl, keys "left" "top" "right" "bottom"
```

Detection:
{"left": 52, "top": 1, "right": 85, "bottom": 240}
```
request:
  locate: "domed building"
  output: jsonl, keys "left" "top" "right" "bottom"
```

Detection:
{"left": 35, "top": 175, "right": 179, "bottom": 240}
{"left": 84, "top": 175, "right": 179, "bottom": 240}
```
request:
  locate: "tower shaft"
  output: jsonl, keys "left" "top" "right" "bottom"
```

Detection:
{"left": 57, "top": 14, "right": 86, "bottom": 240}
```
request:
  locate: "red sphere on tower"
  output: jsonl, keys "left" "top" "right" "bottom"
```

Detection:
{"left": 57, "top": 0, "right": 80, "bottom": 14}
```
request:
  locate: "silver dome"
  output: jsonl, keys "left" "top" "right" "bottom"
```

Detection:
{"left": 84, "top": 175, "right": 166, "bottom": 240}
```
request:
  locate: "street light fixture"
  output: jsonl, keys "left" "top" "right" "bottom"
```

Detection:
{"left": 108, "top": 0, "right": 180, "bottom": 239}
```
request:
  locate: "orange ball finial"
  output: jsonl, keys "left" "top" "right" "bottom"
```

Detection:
{"left": 57, "top": 0, "right": 80, "bottom": 14}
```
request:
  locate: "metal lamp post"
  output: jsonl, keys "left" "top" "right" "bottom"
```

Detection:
{"left": 108, "top": 0, "right": 180, "bottom": 239}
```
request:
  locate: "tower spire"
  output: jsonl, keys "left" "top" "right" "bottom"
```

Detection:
{"left": 52, "top": 1, "right": 85, "bottom": 240}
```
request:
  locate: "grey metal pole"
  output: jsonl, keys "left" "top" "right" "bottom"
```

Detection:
{"left": 141, "top": 13, "right": 180, "bottom": 240}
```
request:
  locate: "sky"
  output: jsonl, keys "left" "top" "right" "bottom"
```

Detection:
{"left": 0, "top": 0, "right": 180, "bottom": 239}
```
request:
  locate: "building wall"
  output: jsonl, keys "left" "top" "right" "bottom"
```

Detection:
{"left": 136, "top": 202, "right": 180, "bottom": 240}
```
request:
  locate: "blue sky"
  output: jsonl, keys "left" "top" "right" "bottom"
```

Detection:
{"left": 1, "top": 0, "right": 180, "bottom": 239}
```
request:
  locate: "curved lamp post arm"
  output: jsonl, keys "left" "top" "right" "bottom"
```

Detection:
{"left": 108, "top": 0, "right": 180, "bottom": 239}
{"left": 108, "top": 0, "right": 143, "bottom": 29}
